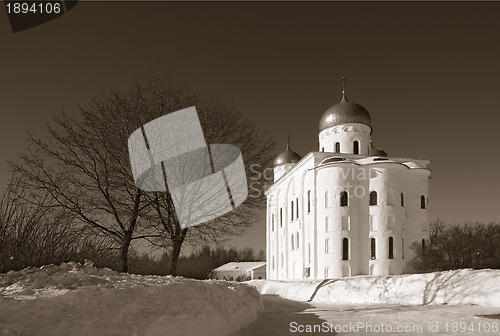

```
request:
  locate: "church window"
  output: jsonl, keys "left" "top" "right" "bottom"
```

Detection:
{"left": 324, "top": 267, "right": 330, "bottom": 279}
{"left": 325, "top": 191, "right": 329, "bottom": 208}
{"left": 342, "top": 215, "right": 350, "bottom": 230}
{"left": 272, "top": 214, "right": 275, "bottom": 231}
{"left": 369, "top": 191, "right": 378, "bottom": 205}
{"left": 370, "top": 238, "right": 376, "bottom": 259}
{"left": 388, "top": 215, "right": 395, "bottom": 229}
{"left": 291, "top": 201, "right": 294, "bottom": 221}
{"left": 387, "top": 190, "right": 395, "bottom": 206}
{"left": 307, "top": 190, "right": 311, "bottom": 213}
{"left": 369, "top": 215, "right": 378, "bottom": 231}
{"left": 325, "top": 217, "right": 331, "bottom": 232}
{"left": 335, "top": 142, "right": 340, "bottom": 153}
{"left": 281, "top": 253, "right": 284, "bottom": 267}
{"left": 421, "top": 195, "right": 426, "bottom": 209}
{"left": 389, "top": 237, "right": 394, "bottom": 259}
{"left": 296, "top": 197, "right": 299, "bottom": 218}
{"left": 353, "top": 141, "right": 359, "bottom": 154}
{"left": 296, "top": 232, "right": 299, "bottom": 249}
{"left": 291, "top": 235, "right": 294, "bottom": 250}
{"left": 340, "top": 191, "right": 348, "bottom": 207}
{"left": 325, "top": 239, "right": 331, "bottom": 254}
{"left": 401, "top": 193, "right": 405, "bottom": 207}
{"left": 280, "top": 208, "right": 283, "bottom": 227}
{"left": 342, "top": 238, "right": 349, "bottom": 260}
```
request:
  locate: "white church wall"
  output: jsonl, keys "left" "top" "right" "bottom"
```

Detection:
{"left": 316, "top": 163, "right": 367, "bottom": 278}
{"left": 368, "top": 164, "right": 408, "bottom": 275}
{"left": 404, "top": 169, "right": 431, "bottom": 273}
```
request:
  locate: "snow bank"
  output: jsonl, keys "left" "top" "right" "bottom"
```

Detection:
{"left": 247, "top": 269, "right": 500, "bottom": 306}
{"left": 0, "top": 261, "right": 263, "bottom": 336}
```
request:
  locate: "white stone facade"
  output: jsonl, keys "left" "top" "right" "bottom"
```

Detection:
{"left": 266, "top": 103, "right": 431, "bottom": 280}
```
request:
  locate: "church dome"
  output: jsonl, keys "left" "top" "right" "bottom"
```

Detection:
{"left": 319, "top": 95, "right": 372, "bottom": 131}
{"left": 273, "top": 144, "right": 301, "bottom": 166}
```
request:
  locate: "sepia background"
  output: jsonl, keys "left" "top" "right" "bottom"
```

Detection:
{"left": 1, "top": 1, "right": 499, "bottom": 252}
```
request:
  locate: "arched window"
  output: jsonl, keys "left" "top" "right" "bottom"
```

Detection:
{"left": 272, "top": 256, "right": 275, "bottom": 270}
{"left": 402, "top": 238, "right": 405, "bottom": 259}
{"left": 340, "top": 191, "right": 348, "bottom": 207}
{"left": 272, "top": 214, "right": 275, "bottom": 231}
{"left": 296, "top": 197, "right": 299, "bottom": 218}
{"left": 324, "top": 267, "right": 330, "bottom": 279}
{"left": 370, "top": 238, "right": 376, "bottom": 259}
{"left": 388, "top": 237, "right": 394, "bottom": 259}
{"left": 325, "top": 239, "right": 331, "bottom": 254}
{"left": 369, "top": 191, "right": 378, "bottom": 206}
{"left": 342, "top": 215, "right": 350, "bottom": 230}
{"left": 307, "top": 190, "right": 311, "bottom": 213}
{"left": 401, "top": 193, "right": 405, "bottom": 207}
{"left": 353, "top": 141, "right": 359, "bottom": 154}
{"left": 342, "top": 238, "right": 349, "bottom": 260}
{"left": 387, "top": 189, "right": 395, "bottom": 206}
{"left": 321, "top": 147, "right": 324, "bottom": 152}
{"left": 335, "top": 142, "right": 340, "bottom": 153}
{"left": 281, "top": 253, "right": 284, "bottom": 267}
{"left": 388, "top": 215, "right": 395, "bottom": 229}
{"left": 291, "top": 201, "right": 294, "bottom": 221}
{"left": 421, "top": 195, "right": 426, "bottom": 209}
{"left": 280, "top": 208, "right": 283, "bottom": 227}
{"left": 325, "top": 191, "right": 329, "bottom": 208}
{"left": 369, "top": 215, "right": 378, "bottom": 231}
{"left": 291, "top": 235, "right": 294, "bottom": 250}
{"left": 325, "top": 217, "right": 330, "bottom": 232}
{"left": 296, "top": 232, "right": 300, "bottom": 249}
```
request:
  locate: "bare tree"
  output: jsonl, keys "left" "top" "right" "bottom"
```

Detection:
{"left": 13, "top": 72, "right": 274, "bottom": 274}
{"left": 410, "top": 219, "right": 500, "bottom": 272}
{"left": 0, "top": 174, "right": 114, "bottom": 272}
{"left": 138, "top": 78, "right": 275, "bottom": 275}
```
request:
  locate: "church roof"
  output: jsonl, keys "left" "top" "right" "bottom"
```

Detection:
{"left": 319, "top": 94, "right": 372, "bottom": 131}
{"left": 273, "top": 140, "right": 302, "bottom": 166}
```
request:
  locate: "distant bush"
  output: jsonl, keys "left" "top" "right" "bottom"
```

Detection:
{"left": 127, "top": 245, "right": 265, "bottom": 279}
{"left": 410, "top": 220, "right": 500, "bottom": 272}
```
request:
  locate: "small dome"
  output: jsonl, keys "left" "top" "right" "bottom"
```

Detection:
{"left": 319, "top": 95, "right": 371, "bottom": 131}
{"left": 273, "top": 144, "right": 301, "bottom": 166}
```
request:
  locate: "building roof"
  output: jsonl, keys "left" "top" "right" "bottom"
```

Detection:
{"left": 212, "top": 262, "right": 266, "bottom": 272}
{"left": 273, "top": 143, "right": 302, "bottom": 167}
{"left": 319, "top": 94, "right": 372, "bottom": 131}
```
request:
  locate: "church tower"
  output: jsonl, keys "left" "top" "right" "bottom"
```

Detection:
{"left": 272, "top": 136, "right": 301, "bottom": 182}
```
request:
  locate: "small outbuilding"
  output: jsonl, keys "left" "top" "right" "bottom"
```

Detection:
{"left": 211, "top": 262, "right": 266, "bottom": 281}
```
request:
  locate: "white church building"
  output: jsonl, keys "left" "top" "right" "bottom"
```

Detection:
{"left": 266, "top": 84, "right": 431, "bottom": 280}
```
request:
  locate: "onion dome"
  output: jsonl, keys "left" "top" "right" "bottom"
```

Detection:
{"left": 273, "top": 136, "right": 301, "bottom": 166}
{"left": 319, "top": 78, "right": 371, "bottom": 131}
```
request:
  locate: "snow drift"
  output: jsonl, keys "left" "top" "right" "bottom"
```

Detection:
{"left": 0, "top": 261, "right": 263, "bottom": 336}
{"left": 248, "top": 269, "right": 500, "bottom": 306}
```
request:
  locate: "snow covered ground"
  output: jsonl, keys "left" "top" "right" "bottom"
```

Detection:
{"left": 247, "top": 269, "right": 500, "bottom": 306}
{"left": 0, "top": 261, "right": 263, "bottom": 336}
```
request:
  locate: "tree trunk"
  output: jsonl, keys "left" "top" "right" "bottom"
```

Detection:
{"left": 169, "top": 228, "right": 188, "bottom": 275}
{"left": 120, "top": 234, "right": 133, "bottom": 273}
{"left": 169, "top": 240, "right": 182, "bottom": 276}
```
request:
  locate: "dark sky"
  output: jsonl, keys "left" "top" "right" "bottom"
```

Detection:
{"left": 1, "top": 2, "right": 499, "bottom": 253}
